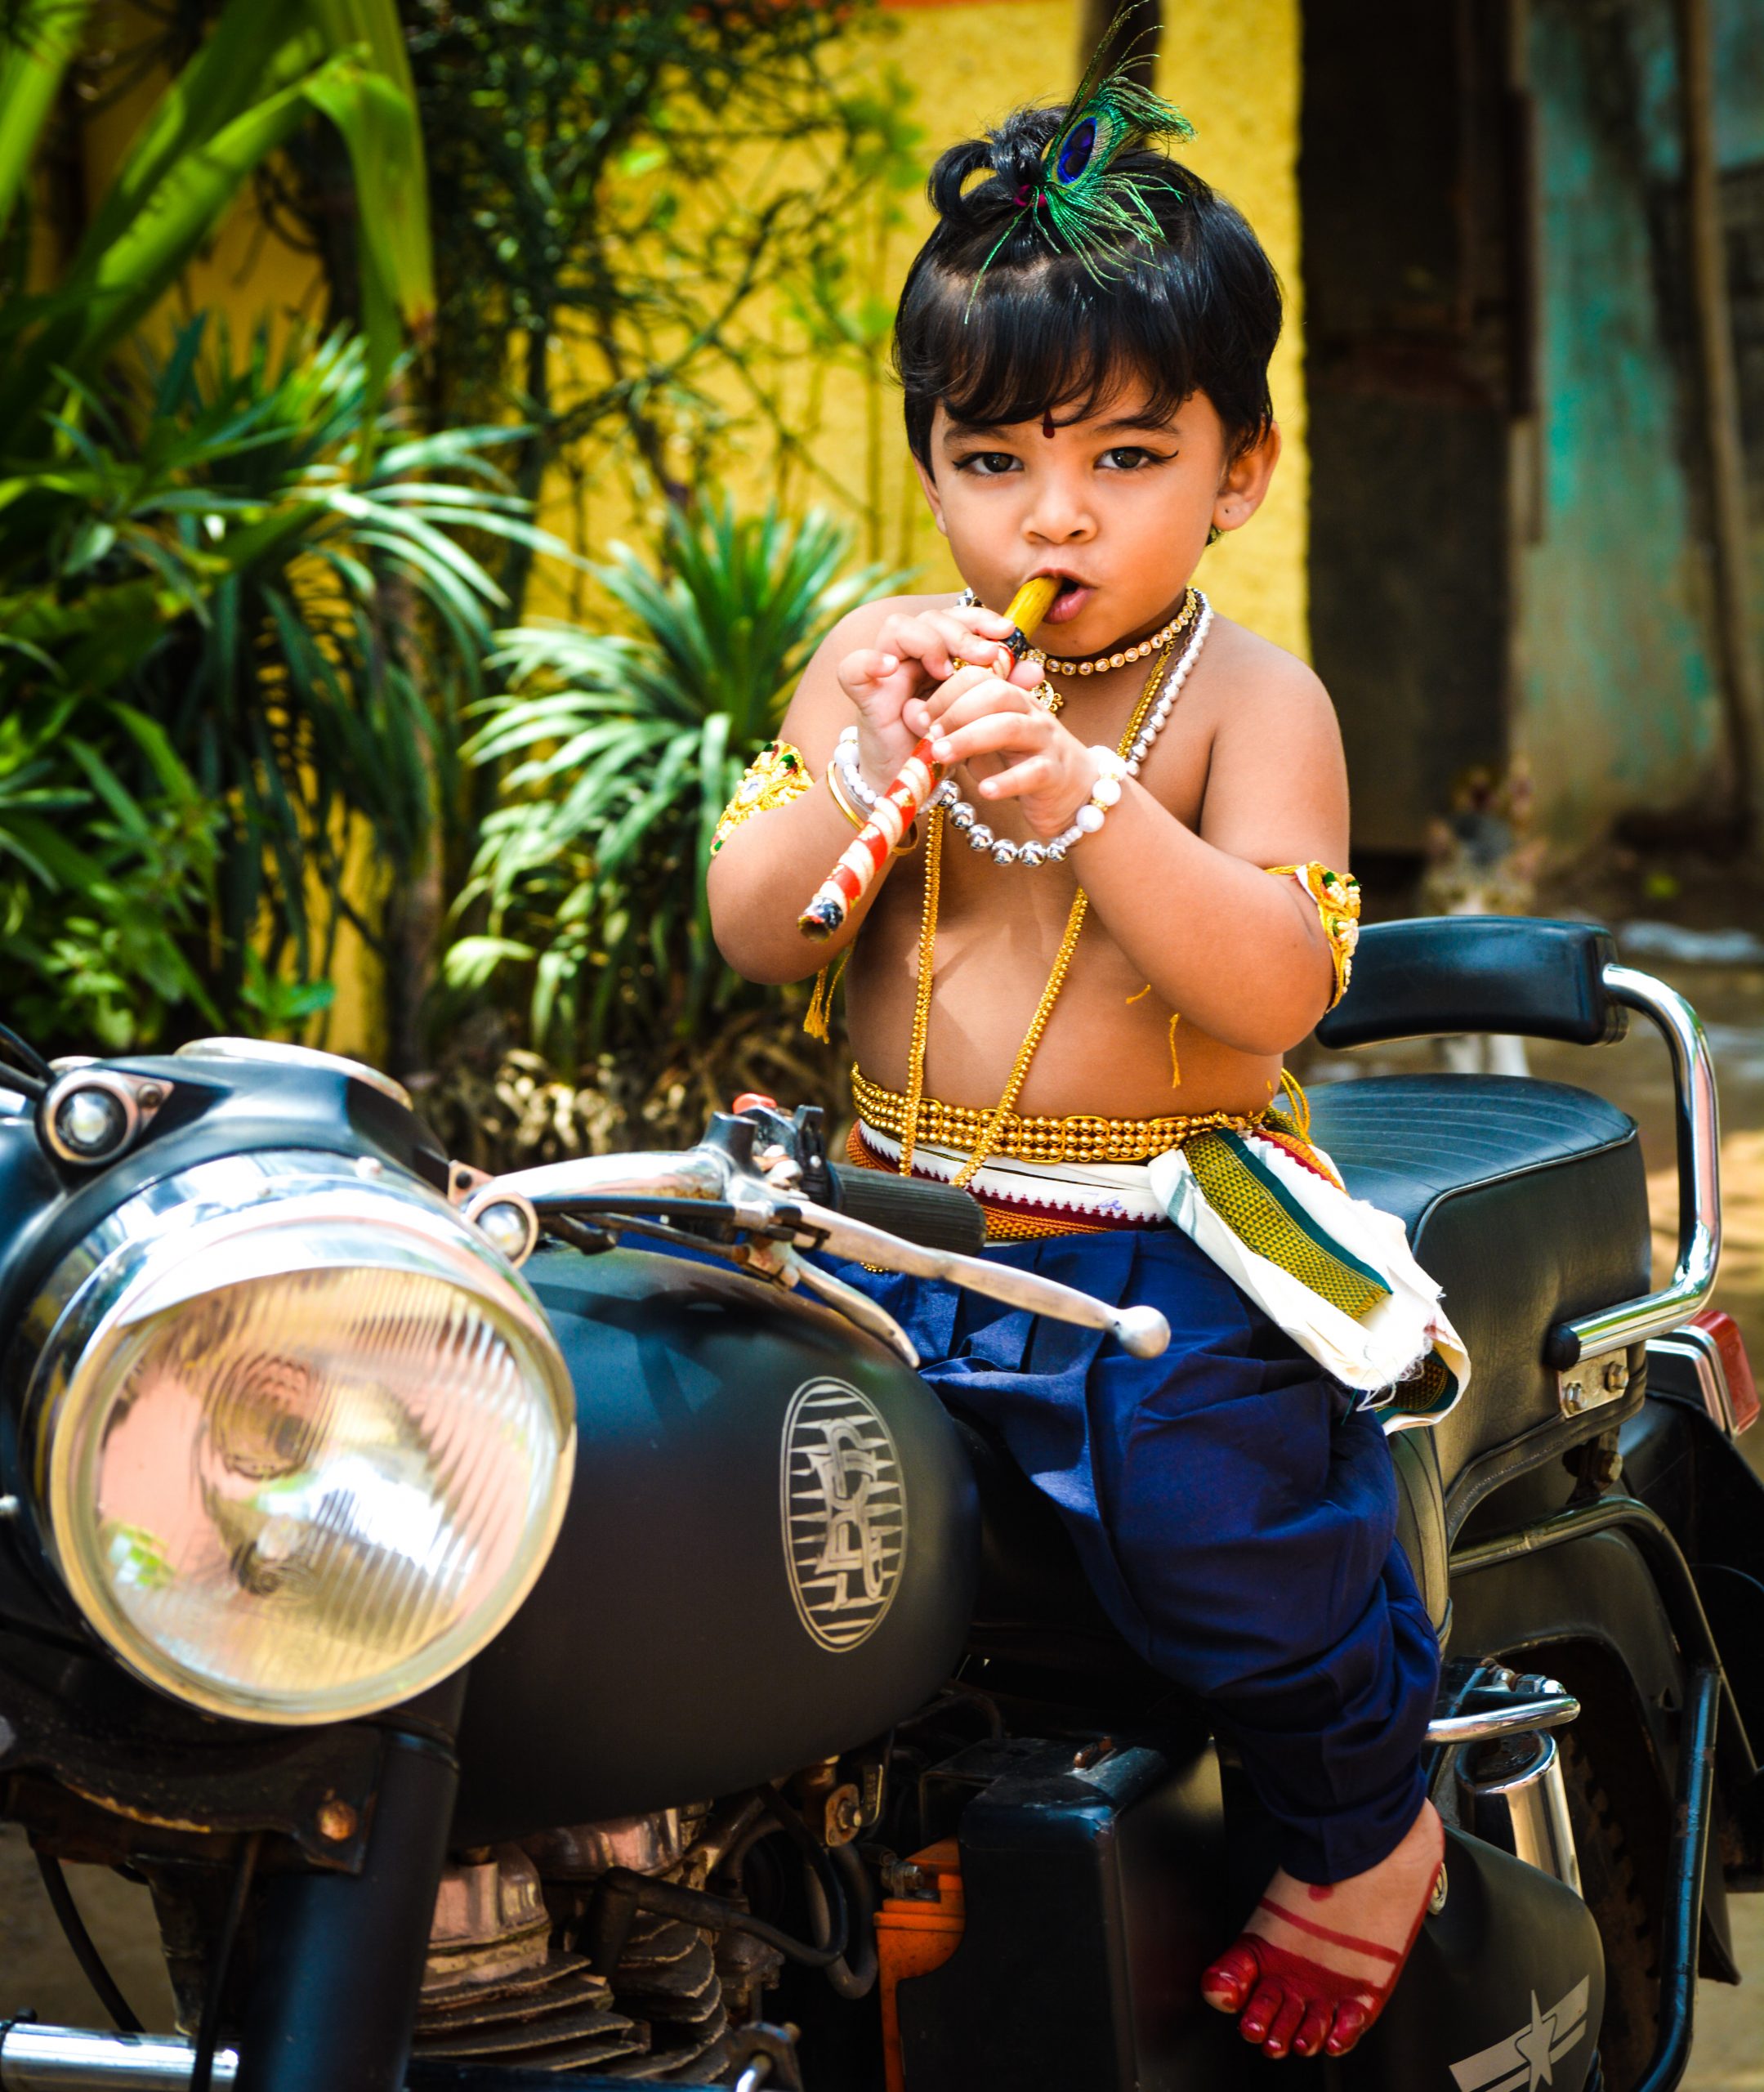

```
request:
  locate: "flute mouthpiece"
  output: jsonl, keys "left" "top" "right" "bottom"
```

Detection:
{"left": 1006, "top": 575, "right": 1061, "bottom": 637}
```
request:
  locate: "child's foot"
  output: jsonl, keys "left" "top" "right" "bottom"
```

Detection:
{"left": 1200, "top": 1800, "right": 1445, "bottom": 2059}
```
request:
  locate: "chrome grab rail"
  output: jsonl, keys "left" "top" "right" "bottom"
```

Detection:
{"left": 1556, "top": 963, "right": 1722, "bottom": 1364}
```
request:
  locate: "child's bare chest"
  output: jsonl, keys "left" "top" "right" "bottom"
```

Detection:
{"left": 841, "top": 717, "right": 1283, "bottom": 1120}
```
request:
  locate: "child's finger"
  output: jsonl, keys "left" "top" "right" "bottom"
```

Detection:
{"left": 916, "top": 664, "right": 1000, "bottom": 723}
{"left": 842, "top": 647, "right": 902, "bottom": 689}
{"left": 923, "top": 674, "right": 1036, "bottom": 734}
{"left": 973, "top": 753, "right": 1058, "bottom": 801}
{"left": 929, "top": 708, "right": 1051, "bottom": 767}
{"left": 949, "top": 602, "right": 1020, "bottom": 646}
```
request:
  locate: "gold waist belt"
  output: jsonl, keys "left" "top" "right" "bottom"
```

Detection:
{"left": 850, "top": 1065, "right": 1265, "bottom": 1168}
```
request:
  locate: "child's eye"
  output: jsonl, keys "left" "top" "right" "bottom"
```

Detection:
{"left": 953, "top": 451, "right": 1021, "bottom": 476}
{"left": 1098, "top": 445, "right": 1170, "bottom": 470}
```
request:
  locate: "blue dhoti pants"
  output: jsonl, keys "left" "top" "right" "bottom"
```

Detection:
{"left": 819, "top": 1223, "right": 1439, "bottom": 1884}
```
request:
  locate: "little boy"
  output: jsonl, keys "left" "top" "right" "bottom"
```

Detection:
{"left": 708, "top": 72, "right": 1463, "bottom": 2063}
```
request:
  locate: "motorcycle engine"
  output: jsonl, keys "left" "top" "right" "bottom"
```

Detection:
{"left": 412, "top": 1803, "right": 788, "bottom": 2081}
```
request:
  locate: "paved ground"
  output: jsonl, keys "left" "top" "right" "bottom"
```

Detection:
{"left": 1, "top": 932, "right": 1761, "bottom": 2083}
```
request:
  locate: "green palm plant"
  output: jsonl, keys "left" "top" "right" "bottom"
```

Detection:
{"left": 0, "top": 697, "right": 221, "bottom": 1053}
{"left": 0, "top": 0, "right": 431, "bottom": 437}
{"left": 0, "top": 320, "right": 564, "bottom": 1047}
{"left": 449, "top": 498, "right": 905, "bottom": 1065}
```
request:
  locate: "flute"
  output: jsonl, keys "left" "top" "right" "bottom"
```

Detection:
{"left": 797, "top": 574, "right": 1061, "bottom": 941}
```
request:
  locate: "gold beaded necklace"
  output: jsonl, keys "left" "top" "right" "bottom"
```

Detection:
{"left": 900, "top": 633, "right": 1181, "bottom": 1187}
{"left": 1034, "top": 586, "right": 1198, "bottom": 679}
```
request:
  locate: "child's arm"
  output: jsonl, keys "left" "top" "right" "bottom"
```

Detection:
{"left": 709, "top": 595, "right": 1040, "bottom": 984}
{"left": 912, "top": 625, "right": 1350, "bottom": 1053}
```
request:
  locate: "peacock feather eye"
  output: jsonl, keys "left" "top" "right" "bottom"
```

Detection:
{"left": 967, "top": 7, "right": 1196, "bottom": 305}
{"left": 1055, "top": 118, "right": 1098, "bottom": 184}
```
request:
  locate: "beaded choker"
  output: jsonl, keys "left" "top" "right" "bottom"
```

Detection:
{"left": 958, "top": 585, "right": 1197, "bottom": 676}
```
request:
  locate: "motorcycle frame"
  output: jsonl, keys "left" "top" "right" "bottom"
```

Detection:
{"left": 0, "top": 932, "right": 1759, "bottom": 2092}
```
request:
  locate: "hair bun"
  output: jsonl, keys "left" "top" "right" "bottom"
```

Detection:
{"left": 927, "top": 107, "right": 1062, "bottom": 226}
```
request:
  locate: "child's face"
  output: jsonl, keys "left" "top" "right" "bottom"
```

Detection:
{"left": 914, "top": 380, "right": 1279, "bottom": 645}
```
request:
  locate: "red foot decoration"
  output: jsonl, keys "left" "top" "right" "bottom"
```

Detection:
{"left": 1201, "top": 1883, "right": 1438, "bottom": 2059}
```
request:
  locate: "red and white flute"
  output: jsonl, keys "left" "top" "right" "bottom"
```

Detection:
{"left": 797, "top": 574, "right": 1060, "bottom": 941}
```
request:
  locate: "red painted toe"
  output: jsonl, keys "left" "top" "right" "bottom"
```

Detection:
{"left": 1293, "top": 2003, "right": 1333, "bottom": 2058}
{"left": 1264, "top": 1991, "right": 1306, "bottom": 2057}
{"left": 1326, "top": 2000, "right": 1371, "bottom": 2056}
{"left": 1240, "top": 1979, "right": 1285, "bottom": 2043}
{"left": 1200, "top": 1942, "right": 1258, "bottom": 2014}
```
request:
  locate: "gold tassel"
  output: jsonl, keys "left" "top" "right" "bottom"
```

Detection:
{"left": 1279, "top": 1067, "right": 1311, "bottom": 1139}
{"left": 1126, "top": 982, "right": 1152, "bottom": 1004}
{"left": 802, "top": 950, "right": 850, "bottom": 1043}
{"left": 1168, "top": 1012, "right": 1181, "bottom": 1087}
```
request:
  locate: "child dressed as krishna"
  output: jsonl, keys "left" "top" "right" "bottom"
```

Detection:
{"left": 705, "top": 25, "right": 1468, "bottom": 2063}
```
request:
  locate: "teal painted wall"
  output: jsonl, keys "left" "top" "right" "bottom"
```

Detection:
{"left": 1517, "top": 0, "right": 1722, "bottom": 840}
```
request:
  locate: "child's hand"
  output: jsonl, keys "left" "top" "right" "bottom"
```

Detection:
{"left": 920, "top": 666, "right": 1110, "bottom": 840}
{"left": 837, "top": 603, "right": 1039, "bottom": 790}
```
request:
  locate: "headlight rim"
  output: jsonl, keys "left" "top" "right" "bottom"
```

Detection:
{"left": 20, "top": 1156, "right": 575, "bottom": 1727}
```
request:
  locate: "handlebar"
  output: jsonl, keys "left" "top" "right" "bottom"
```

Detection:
{"left": 476, "top": 1136, "right": 1168, "bottom": 1366}
{"left": 826, "top": 1162, "right": 986, "bottom": 1257}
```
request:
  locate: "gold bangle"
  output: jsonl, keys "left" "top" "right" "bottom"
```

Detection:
{"left": 824, "top": 762, "right": 866, "bottom": 830}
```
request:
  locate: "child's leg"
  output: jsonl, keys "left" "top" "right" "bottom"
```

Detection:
{"left": 817, "top": 1232, "right": 1442, "bottom": 2057}
{"left": 1101, "top": 1383, "right": 1443, "bottom": 2059}
{"left": 1200, "top": 1792, "right": 1443, "bottom": 2058}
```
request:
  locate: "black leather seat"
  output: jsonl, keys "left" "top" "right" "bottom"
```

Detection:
{"left": 967, "top": 1071, "right": 1652, "bottom": 1664}
{"left": 1304, "top": 1075, "right": 1650, "bottom": 1495}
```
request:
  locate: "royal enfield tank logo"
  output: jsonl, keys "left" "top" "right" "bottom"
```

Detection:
{"left": 1449, "top": 1977, "right": 1591, "bottom": 2092}
{"left": 780, "top": 1378, "right": 906, "bottom": 1652}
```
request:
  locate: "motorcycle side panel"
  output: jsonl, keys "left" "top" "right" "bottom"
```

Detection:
{"left": 1337, "top": 1830, "right": 1605, "bottom": 2092}
{"left": 451, "top": 1246, "right": 978, "bottom": 1842}
{"left": 894, "top": 1746, "right": 1601, "bottom": 2092}
{"left": 895, "top": 1741, "right": 1244, "bottom": 2092}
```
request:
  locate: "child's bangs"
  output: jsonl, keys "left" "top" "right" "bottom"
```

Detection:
{"left": 922, "top": 260, "right": 1197, "bottom": 440}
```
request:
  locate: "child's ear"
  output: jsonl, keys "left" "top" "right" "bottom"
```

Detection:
{"left": 913, "top": 453, "right": 949, "bottom": 538}
{"left": 1212, "top": 422, "right": 1282, "bottom": 537}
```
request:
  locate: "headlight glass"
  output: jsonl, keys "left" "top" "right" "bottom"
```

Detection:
{"left": 29, "top": 1165, "right": 574, "bottom": 1723}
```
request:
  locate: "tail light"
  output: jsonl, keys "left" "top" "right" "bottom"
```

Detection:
{"left": 1691, "top": 1308, "right": 1760, "bottom": 1434}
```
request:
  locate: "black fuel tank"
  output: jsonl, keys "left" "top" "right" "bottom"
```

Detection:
{"left": 452, "top": 1245, "right": 979, "bottom": 1842}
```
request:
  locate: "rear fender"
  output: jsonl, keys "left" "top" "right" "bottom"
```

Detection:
{"left": 1622, "top": 1398, "right": 1764, "bottom": 1748}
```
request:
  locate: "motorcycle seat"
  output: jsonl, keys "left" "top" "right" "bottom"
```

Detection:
{"left": 963, "top": 1071, "right": 1649, "bottom": 1676}
{"left": 1303, "top": 1073, "right": 1651, "bottom": 1511}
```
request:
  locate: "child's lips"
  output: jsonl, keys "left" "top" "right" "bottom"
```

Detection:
{"left": 1041, "top": 583, "right": 1093, "bottom": 626}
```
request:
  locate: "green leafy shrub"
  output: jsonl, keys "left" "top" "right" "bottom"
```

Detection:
{"left": 0, "top": 322, "right": 561, "bottom": 1052}
{"left": 448, "top": 498, "right": 902, "bottom": 1081}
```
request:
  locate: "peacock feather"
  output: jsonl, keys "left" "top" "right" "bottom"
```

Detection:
{"left": 980, "top": 7, "right": 1195, "bottom": 286}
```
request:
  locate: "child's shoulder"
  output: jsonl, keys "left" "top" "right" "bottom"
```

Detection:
{"left": 819, "top": 588, "right": 962, "bottom": 650}
{"left": 1190, "top": 611, "right": 1339, "bottom": 746}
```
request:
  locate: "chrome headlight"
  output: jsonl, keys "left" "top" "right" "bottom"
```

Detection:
{"left": 20, "top": 1152, "right": 575, "bottom": 1723}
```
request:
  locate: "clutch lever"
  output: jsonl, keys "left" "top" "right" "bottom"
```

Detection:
{"left": 479, "top": 1142, "right": 1168, "bottom": 1360}
{"left": 782, "top": 1198, "right": 1170, "bottom": 1361}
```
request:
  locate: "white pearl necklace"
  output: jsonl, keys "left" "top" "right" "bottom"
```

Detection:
{"left": 936, "top": 592, "right": 1213, "bottom": 866}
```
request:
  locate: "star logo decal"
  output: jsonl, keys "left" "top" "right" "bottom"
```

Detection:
{"left": 1513, "top": 1991, "right": 1558, "bottom": 2088}
{"left": 1450, "top": 1976, "right": 1590, "bottom": 2092}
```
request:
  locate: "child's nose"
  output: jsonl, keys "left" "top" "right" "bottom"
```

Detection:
{"left": 1025, "top": 485, "right": 1095, "bottom": 542}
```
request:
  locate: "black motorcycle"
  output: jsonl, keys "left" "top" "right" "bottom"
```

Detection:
{"left": 0, "top": 914, "right": 1757, "bottom": 2092}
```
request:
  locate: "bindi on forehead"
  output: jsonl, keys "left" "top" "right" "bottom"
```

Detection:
{"left": 1042, "top": 409, "right": 1056, "bottom": 439}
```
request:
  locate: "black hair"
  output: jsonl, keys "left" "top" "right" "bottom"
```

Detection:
{"left": 894, "top": 105, "right": 1282, "bottom": 469}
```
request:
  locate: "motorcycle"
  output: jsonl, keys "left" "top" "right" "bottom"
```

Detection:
{"left": 0, "top": 913, "right": 1758, "bottom": 2092}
